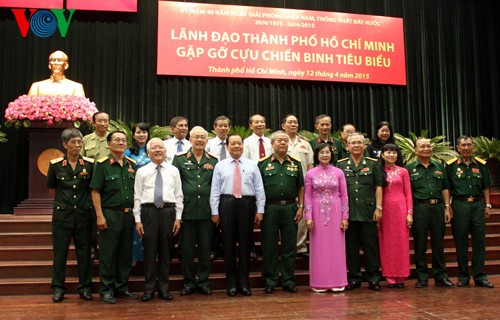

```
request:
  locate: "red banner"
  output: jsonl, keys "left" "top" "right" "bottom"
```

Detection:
{"left": 0, "top": 1, "right": 63, "bottom": 8}
{"left": 158, "top": 1, "right": 407, "bottom": 85}
{"left": 66, "top": 0, "right": 137, "bottom": 12}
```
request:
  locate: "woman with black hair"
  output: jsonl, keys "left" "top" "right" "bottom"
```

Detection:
{"left": 366, "top": 121, "right": 404, "bottom": 166}
{"left": 378, "top": 143, "right": 413, "bottom": 288}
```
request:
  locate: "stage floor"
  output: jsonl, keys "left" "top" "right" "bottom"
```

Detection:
{"left": 0, "top": 276, "right": 498, "bottom": 319}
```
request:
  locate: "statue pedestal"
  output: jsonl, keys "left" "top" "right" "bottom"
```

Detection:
{"left": 14, "top": 121, "right": 74, "bottom": 215}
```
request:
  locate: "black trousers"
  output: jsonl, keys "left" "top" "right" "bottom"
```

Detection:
{"left": 141, "top": 206, "right": 175, "bottom": 293}
{"left": 219, "top": 196, "right": 255, "bottom": 289}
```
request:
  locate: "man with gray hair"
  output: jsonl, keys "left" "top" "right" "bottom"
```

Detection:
{"left": 47, "top": 128, "right": 94, "bottom": 303}
{"left": 173, "top": 127, "right": 218, "bottom": 296}
{"left": 337, "top": 132, "right": 384, "bottom": 291}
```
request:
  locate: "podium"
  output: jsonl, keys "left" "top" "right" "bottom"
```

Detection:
{"left": 13, "top": 121, "right": 74, "bottom": 215}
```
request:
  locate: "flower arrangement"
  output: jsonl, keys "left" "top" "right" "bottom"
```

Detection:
{"left": 4, "top": 95, "right": 98, "bottom": 128}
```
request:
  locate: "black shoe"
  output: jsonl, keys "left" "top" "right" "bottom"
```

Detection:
{"left": 227, "top": 288, "right": 237, "bottom": 297}
{"left": 159, "top": 291, "right": 173, "bottom": 300}
{"left": 101, "top": 293, "right": 116, "bottom": 304}
{"left": 397, "top": 283, "right": 405, "bottom": 289}
{"left": 180, "top": 287, "right": 196, "bottom": 296}
{"left": 436, "top": 278, "right": 454, "bottom": 287}
{"left": 346, "top": 281, "right": 361, "bottom": 290}
{"left": 79, "top": 291, "right": 93, "bottom": 301}
{"left": 368, "top": 282, "right": 381, "bottom": 291}
{"left": 198, "top": 286, "right": 213, "bottom": 295}
{"left": 52, "top": 292, "right": 64, "bottom": 303}
{"left": 283, "top": 284, "right": 298, "bottom": 293}
{"left": 297, "top": 252, "right": 309, "bottom": 258}
{"left": 264, "top": 286, "right": 275, "bottom": 294}
{"left": 475, "top": 279, "right": 494, "bottom": 288}
{"left": 238, "top": 287, "right": 252, "bottom": 296}
{"left": 141, "top": 292, "right": 154, "bottom": 302}
{"left": 250, "top": 249, "right": 258, "bottom": 260}
{"left": 115, "top": 290, "right": 138, "bottom": 299}
{"left": 415, "top": 280, "right": 428, "bottom": 288}
{"left": 457, "top": 280, "right": 470, "bottom": 287}
{"left": 388, "top": 284, "right": 397, "bottom": 289}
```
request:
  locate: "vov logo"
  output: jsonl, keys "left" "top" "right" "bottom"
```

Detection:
{"left": 12, "top": 9, "right": 76, "bottom": 38}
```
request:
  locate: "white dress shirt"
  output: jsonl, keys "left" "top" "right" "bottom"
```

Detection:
{"left": 163, "top": 137, "right": 191, "bottom": 164}
{"left": 133, "top": 161, "right": 184, "bottom": 222}
{"left": 242, "top": 133, "right": 273, "bottom": 163}
{"left": 205, "top": 136, "right": 227, "bottom": 160}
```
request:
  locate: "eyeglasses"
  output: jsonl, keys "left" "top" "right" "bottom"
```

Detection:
{"left": 150, "top": 145, "right": 165, "bottom": 150}
{"left": 67, "top": 140, "right": 83, "bottom": 145}
{"left": 191, "top": 135, "right": 207, "bottom": 140}
{"left": 111, "top": 138, "right": 127, "bottom": 143}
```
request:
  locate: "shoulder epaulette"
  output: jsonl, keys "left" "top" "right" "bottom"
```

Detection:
{"left": 177, "top": 150, "right": 189, "bottom": 156}
{"left": 125, "top": 156, "right": 136, "bottom": 164}
{"left": 50, "top": 157, "right": 64, "bottom": 164}
{"left": 97, "top": 156, "right": 109, "bottom": 163}
{"left": 337, "top": 158, "right": 349, "bottom": 163}
{"left": 366, "top": 157, "right": 378, "bottom": 162}
{"left": 474, "top": 157, "right": 486, "bottom": 165}
{"left": 288, "top": 155, "right": 301, "bottom": 162}
{"left": 205, "top": 151, "right": 217, "bottom": 159}
{"left": 82, "top": 156, "right": 94, "bottom": 163}
{"left": 259, "top": 155, "right": 271, "bottom": 162}
{"left": 446, "top": 157, "right": 458, "bottom": 165}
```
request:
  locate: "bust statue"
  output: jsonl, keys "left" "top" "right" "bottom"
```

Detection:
{"left": 28, "top": 50, "right": 85, "bottom": 97}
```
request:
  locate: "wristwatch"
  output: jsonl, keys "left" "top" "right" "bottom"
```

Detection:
{"left": 486, "top": 204, "right": 492, "bottom": 209}
{"left": 298, "top": 204, "right": 304, "bottom": 208}
{"left": 376, "top": 205, "right": 383, "bottom": 211}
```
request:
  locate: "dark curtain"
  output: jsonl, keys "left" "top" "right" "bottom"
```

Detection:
{"left": 0, "top": 0, "right": 499, "bottom": 213}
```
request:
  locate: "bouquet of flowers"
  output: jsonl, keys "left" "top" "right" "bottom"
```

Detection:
{"left": 4, "top": 95, "right": 98, "bottom": 128}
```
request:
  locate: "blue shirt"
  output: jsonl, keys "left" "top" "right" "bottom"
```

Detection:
{"left": 210, "top": 156, "right": 266, "bottom": 215}
{"left": 124, "top": 147, "right": 151, "bottom": 169}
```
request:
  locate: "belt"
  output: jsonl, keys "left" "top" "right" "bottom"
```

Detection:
{"left": 142, "top": 203, "right": 175, "bottom": 208}
{"left": 267, "top": 200, "right": 295, "bottom": 206}
{"left": 105, "top": 207, "right": 133, "bottom": 213}
{"left": 221, "top": 194, "right": 255, "bottom": 200}
{"left": 415, "top": 199, "right": 442, "bottom": 205}
{"left": 453, "top": 196, "right": 483, "bottom": 203}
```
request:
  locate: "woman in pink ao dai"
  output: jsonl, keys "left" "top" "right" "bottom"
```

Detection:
{"left": 305, "top": 143, "right": 349, "bottom": 293}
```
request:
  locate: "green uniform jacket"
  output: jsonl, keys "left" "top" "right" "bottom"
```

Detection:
{"left": 337, "top": 156, "right": 383, "bottom": 222}
{"left": 446, "top": 156, "right": 492, "bottom": 196}
{"left": 46, "top": 155, "right": 94, "bottom": 229}
{"left": 309, "top": 136, "right": 343, "bottom": 164}
{"left": 258, "top": 154, "right": 304, "bottom": 201}
{"left": 406, "top": 159, "right": 449, "bottom": 200}
{"left": 172, "top": 149, "right": 218, "bottom": 220}
{"left": 89, "top": 154, "right": 136, "bottom": 208}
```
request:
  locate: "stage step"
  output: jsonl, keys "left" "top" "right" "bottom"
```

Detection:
{"left": 0, "top": 210, "right": 499, "bottom": 295}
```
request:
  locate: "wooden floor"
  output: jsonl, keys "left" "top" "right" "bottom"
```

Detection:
{"left": 0, "top": 276, "right": 498, "bottom": 320}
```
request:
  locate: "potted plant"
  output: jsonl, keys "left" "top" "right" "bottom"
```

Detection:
{"left": 394, "top": 130, "right": 458, "bottom": 165}
{"left": 472, "top": 136, "right": 500, "bottom": 190}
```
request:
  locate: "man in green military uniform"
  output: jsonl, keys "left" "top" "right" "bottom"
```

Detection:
{"left": 172, "top": 126, "right": 218, "bottom": 296}
{"left": 406, "top": 138, "right": 454, "bottom": 288}
{"left": 47, "top": 128, "right": 94, "bottom": 303}
{"left": 258, "top": 130, "right": 304, "bottom": 294}
{"left": 336, "top": 132, "right": 383, "bottom": 291}
{"left": 81, "top": 111, "right": 110, "bottom": 159}
{"left": 90, "top": 131, "right": 137, "bottom": 303}
{"left": 309, "top": 114, "right": 343, "bottom": 165}
{"left": 447, "top": 135, "right": 494, "bottom": 288}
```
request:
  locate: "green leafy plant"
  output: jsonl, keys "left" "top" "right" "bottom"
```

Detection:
{"left": 228, "top": 125, "right": 253, "bottom": 139}
{"left": 0, "top": 130, "right": 7, "bottom": 143}
{"left": 472, "top": 136, "right": 500, "bottom": 161}
{"left": 395, "top": 130, "right": 458, "bottom": 164}
{"left": 298, "top": 130, "right": 318, "bottom": 141}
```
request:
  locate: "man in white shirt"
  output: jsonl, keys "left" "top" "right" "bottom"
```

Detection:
{"left": 281, "top": 114, "right": 314, "bottom": 258}
{"left": 205, "top": 116, "right": 231, "bottom": 160}
{"left": 163, "top": 116, "right": 191, "bottom": 163}
{"left": 134, "top": 138, "right": 183, "bottom": 302}
{"left": 243, "top": 114, "right": 273, "bottom": 163}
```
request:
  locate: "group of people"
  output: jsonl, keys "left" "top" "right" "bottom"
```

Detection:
{"left": 46, "top": 110, "right": 495, "bottom": 305}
